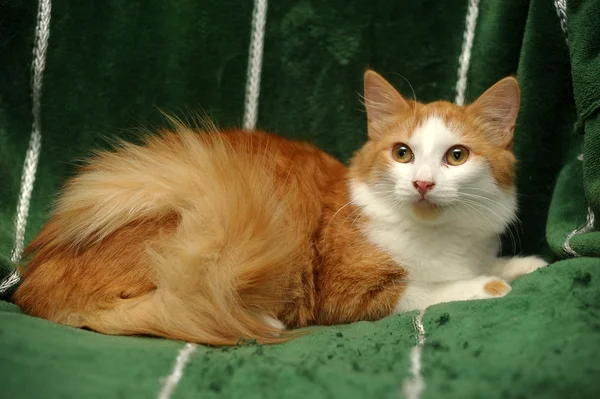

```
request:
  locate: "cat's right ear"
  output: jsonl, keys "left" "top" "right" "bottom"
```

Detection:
{"left": 363, "top": 70, "right": 410, "bottom": 140}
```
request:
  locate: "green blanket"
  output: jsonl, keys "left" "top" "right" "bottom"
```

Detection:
{"left": 1, "top": 0, "right": 599, "bottom": 398}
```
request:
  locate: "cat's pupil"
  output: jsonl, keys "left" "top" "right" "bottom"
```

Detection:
{"left": 398, "top": 147, "right": 407, "bottom": 157}
{"left": 452, "top": 149, "right": 461, "bottom": 160}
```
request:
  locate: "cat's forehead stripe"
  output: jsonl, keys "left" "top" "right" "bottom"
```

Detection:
{"left": 409, "top": 116, "right": 457, "bottom": 154}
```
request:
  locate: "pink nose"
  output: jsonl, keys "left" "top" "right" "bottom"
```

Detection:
{"left": 413, "top": 180, "right": 435, "bottom": 195}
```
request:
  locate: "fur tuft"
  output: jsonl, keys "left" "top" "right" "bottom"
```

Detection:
{"left": 13, "top": 127, "right": 307, "bottom": 345}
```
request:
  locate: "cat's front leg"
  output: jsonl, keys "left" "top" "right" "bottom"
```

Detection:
{"left": 395, "top": 276, "right": 511, "bottom": 313}
{"left": 488, "top": 256, "right": 548, "bottom": 282}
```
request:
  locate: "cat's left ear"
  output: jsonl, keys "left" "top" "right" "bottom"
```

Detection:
{"left": 468, "top": 77, "right": 520, "bottom": 146}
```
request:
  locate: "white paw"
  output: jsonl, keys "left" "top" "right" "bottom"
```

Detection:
{"left": 516, "top": 256, "right": 548, "bottom": 274}
{"left": 396, "top": 276, "right": 511, "bottom": 312}
{"left": 501, "top": 256, "right": 548, "bottom": 281}
{"left": 469, "top": 276, "right": 512, "bottom": 299}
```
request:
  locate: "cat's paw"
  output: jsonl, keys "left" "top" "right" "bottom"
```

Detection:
{"left": 493, "top": 256, "right": 548, "bottom": 281}
{"left": 518, "top": 256, "right": 548, "bottom": 275}
{"left": 469, "top": 276, "right": 512, "bottom": 299}
{"left": 395, "top": 276, "right": 511, "bottom": 312}
{"left": 456, "top": 276, "right": 511, "bottom": 300}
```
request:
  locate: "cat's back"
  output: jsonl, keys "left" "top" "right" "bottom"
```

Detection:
{"left": 221, "top": 129, "right": 344, "bottom": 178}
{"left": 110, "top": 127, "right": 346, "bottom": 203}
{"left": 218, "top": 129, "right": 347, "bottom": 208}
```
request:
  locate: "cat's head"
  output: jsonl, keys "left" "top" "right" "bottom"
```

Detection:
{"left": 349, "top": 70, "right": 519, "bottom": 231}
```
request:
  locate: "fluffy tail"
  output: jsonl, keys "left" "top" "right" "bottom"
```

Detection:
{"left": 13, "top": 126, "right": 306, "bottom": 345}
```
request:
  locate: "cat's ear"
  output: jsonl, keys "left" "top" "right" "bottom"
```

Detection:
{"left": 363, "top": 70, "right": 410, "bottom": 140}
{"left": 469, "top": 77, "right": 520, "bottom": 146}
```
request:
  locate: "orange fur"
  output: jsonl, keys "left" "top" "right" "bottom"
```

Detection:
{"left": 13, "top": 71, "right": 520, "bottom": 345}
{"left": 14, "top": 126, "right": 406, "bottom": 345}
{"left": 483, "top": 280, "right": 511, "bottom": 296}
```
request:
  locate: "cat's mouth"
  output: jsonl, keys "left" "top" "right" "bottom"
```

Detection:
{"left": 412, "top": 198, "right": 441, "bottom": 220}
{"left": 415, "top": 198, "right": 438, "bottom": 209}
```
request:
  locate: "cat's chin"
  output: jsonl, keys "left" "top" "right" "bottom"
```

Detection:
{"left": 411, "top": 199, "right": 441, "bottom": 221}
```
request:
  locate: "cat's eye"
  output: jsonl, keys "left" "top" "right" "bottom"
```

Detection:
{"left": 391, "top": 143, "right": 413, "bottom": 163}
{"left": 445, "top": 146, "right": 470, "bottom": 166}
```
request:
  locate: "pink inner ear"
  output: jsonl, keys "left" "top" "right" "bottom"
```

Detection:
{"left": 468, "top": 77, "right": 520, "bottom": 144}
{"left": 363, "top": 71, "right": 410, "bottom": 128}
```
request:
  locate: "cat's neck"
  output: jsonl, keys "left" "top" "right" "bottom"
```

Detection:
{"left": 344, "top": 178, "right": 504, "bottom": 282}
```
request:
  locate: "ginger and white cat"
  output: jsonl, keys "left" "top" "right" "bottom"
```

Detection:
{"left": 12, "top": 70, "right": 547, "bottom": 345}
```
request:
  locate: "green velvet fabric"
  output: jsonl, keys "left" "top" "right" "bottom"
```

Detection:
{"left": 567, "top": 0, "right": 600, "bottom": 243}
{"left": 0, "top": 0, "right": 599, "bottom": 398}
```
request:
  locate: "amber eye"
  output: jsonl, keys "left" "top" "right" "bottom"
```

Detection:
{"left": 391, "top": 143, "right": 414, "bottom": 163}
{"left": 445, "top": 145, "right": 470, "bottom": 166}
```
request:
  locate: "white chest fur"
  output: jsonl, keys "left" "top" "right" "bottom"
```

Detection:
{"left": 360, "top": 218, "right": 498, "bottom": 283}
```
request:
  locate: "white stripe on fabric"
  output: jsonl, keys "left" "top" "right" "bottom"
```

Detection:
{"left": 454, "top": 0, "right": 481, "bottom": 106}
{"left": 157, "top": 343, "right": 198, "bottom": 399}
{"left": 0, "top": 270, "right": 21, "bottom": 294}
{"left": 402, "top": 309, "right": 427, "bottom": 399}
{"left": 562, "top": 154, "right": 595, "bottom": 257}
{"left": 11, "top": 0, "right": 52, "bottom": 264}
{"left": 563, "top": 206, "right": 595, "bottom": 257}
{"left": 553, "top": 0, "right": 569, "bottom": 46}
{"left": 243, "top": 0, "right": 268, "bottom": 131}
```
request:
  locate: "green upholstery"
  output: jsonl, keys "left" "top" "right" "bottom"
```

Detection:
{"left": 1, "top": 0, "right": 598, "bottom": 398}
